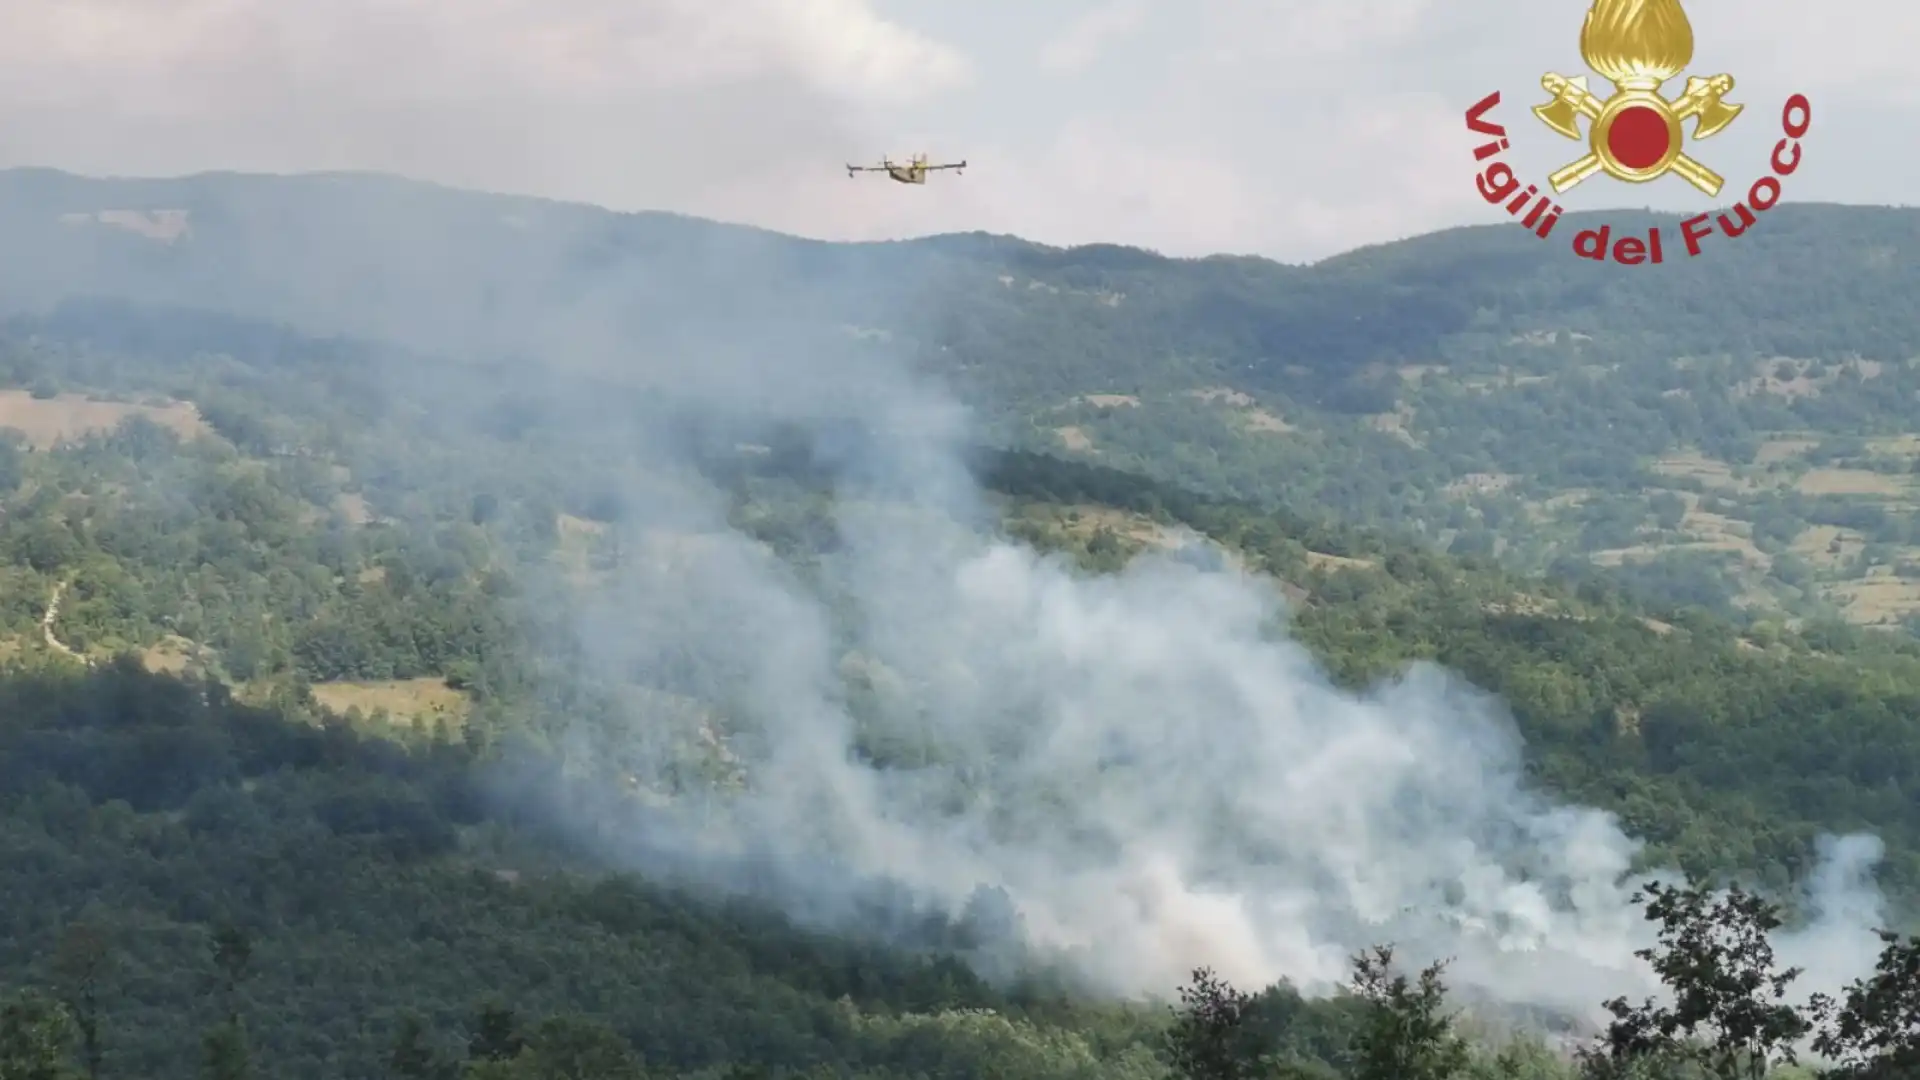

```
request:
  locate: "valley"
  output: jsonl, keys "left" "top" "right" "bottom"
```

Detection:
{"left": 0, "top": 170, "right": 1916, "bottom": 1079}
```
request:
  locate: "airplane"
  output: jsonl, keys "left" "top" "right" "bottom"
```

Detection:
{"left": 846, "top": 153, "right": 966, "bottom": 185}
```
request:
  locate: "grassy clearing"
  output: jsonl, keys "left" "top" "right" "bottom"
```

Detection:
{"left": 1481, "top": 594, "right": 1562, "bottom": 617}
{"left": 139, "top": 635, "right": 207, "bottom": 675}
{"left": 551, "top": 513, "right": 610, "bottom": 580}
{"left": 557, "top": 513, "right": 609, "bottom": 539}
{"left": 1305, "top": 551, "right": 1375, "bottom": 571}
{"left": 1189, "top": 387, "right": 1256, "bottom": 406}
{"left": 1590, "top": 547, "right": 1662, "bottom": 567}
{"left": 1791, "top": 526, "right": 1866, "bottom": 569}
{"left": 1827, "top": 573, "right": 1920, "bottom": 625}
{"left": 1681, "top": 509, "right": 1769, "bottom": 566}
{"left": 1738, "top": 364, "right": 1827, "bottom": 398}
{"left": 1651, "top": 451, "right": 1750, "bottom": 490}
{"left": 0, "top": 390, "right": 207, "bottom": 449}
{"left": 1754, "top": 437, "right": 1819, "bottom": 464}
{"left": 1446, "top": 473, "right": 1514, "bottom": 496}
{"left": 1048, "top": 504, "right": 1181, "bottom": 549}
{"left": 1366, "top": 406, "right": 1420, "bottom": 447}
{"left": 1866, "top": 434, "right": 1920, "bottom": 455}
{"left": 310, "top": 678, "right": 468, "bottom": 727}
{"left": 1239, "top": 408, "right": 1292, "bottom": 433}
{"left": 1735, "top": 357, "right": 1886, "bottom": 399}
{"left": 1523, "top": 490, "right": 1593, "bottom": 524}
{"left": 1055, "top": 426, "right": 1093, "bottom": 451}
{"left": 1595, "top": 508, "right": 1770, "bottom": 569}
{"left": 1797, "top": 469, "right": 1910, "bottom": 496}
{"left": 334, "top": 493, "right": 373, "bottom": 524}
{"left": 1188, "top": 387, "right": 1292, "bottom": 432}
{"left": 1459, "top": 367, "right": 1550, "bottom": 392}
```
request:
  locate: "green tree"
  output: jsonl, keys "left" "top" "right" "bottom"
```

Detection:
{"left": 207, "top": 924, "right": 250, "bottom": 1026}
{"left": 467, "top": 1004, "right": 524, "bottom": 1065}
{"left": 1166, "top": 968, "right": 1267, "bottom": 1080}
{"left": 50, "top": 920, "right": 113, "bottom": 1080}
{"left": 1580, "top": 882, "right": 1811, "bottom": 1080}
{"left": 200, "top": 925, "right": 252, "bottom": 1080}
{"left": 515, "top": 1016, "right": 647, "bottom": 1080}
{"left": 1811, "top": 930, "right": 1920, "bottom": 1078}
{"left": 1347, "top": 946, "right": 1470, "bottom": 1080}
{"left": 389, "top": 1013, "right": 449, "bottom": 1080}
{"left": 0, "top": 990, "right": 81, "bottom": 1080}
{"left": 200, "top": 1024, "right": 247, "bottom": 1080}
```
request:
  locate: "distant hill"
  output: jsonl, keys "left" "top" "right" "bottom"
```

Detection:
{"left": 5, "top": 167, "right": 1920, "bottom": 626}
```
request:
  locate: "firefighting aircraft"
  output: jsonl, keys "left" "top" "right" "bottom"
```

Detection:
{"left": 845, "top": 153, "right": 966, "bottom": 184}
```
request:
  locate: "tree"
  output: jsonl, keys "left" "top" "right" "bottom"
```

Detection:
{"left": 389, "top": 1013, "right": 450, "bottom": 1080}
{"left": 515, "top": 1016, "right": 647, "bottom": 1080}
{"left": 200, "top": 925, "right": 252, "bottom": 1080}
{"left": 470, "top": 493, "right": 500, "bottom": 526}
{"left": 467, "top": 1004, "right": 525, "bottom": 1065}
{"left": 200, "top": 1024, "right": 247, "bottom": 1080}
{"left": 1166, "top": 968, "right": 1267, "bottom": 1080}
{"left": 1347, "top": 946, "right": 1470, "bottom": 1080}
{"left": 207, "top": 924, "right": 251, "bottom": 1027}
{"left": 0, "top": 990, "right": 81, "bottom": 1080}
{"left": 50, "top": 919, "right": 114, "bottom": 1080}
{"left": 1811, "top": 930, "right": 1920, "bottom": 1078}
{"left": 456, "top": 1015, "right": 645, "bottom": 1080}
{"left": 1579, "top": 881, "right": 1811, "bottom": 1080}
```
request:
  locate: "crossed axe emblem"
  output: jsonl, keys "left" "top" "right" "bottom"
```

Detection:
{"left": 1531, "top": 71, "right": 1742, "bottom": 195}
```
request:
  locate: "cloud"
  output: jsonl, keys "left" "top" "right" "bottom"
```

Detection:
{"left": 1038, "top": 0, "right": 1148, "bottom": 75}
{"left": 0, "top": 0, "right": 969, "bottom": 103}
{"left": 1180, "top": 0, "right": 1433, "bottom": 64}
{"left": 0, "top": 0, "right": 972, "bottom": 220}
{"left": 762, "top": 0, "right": 972, "bottom": 99}
{"left": 0, "top": 0, "right": 1909, "bottom": 261}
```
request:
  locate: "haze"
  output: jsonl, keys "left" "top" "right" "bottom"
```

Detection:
{"left": 1, "top": 0, "right": 1912, "bottom": 261}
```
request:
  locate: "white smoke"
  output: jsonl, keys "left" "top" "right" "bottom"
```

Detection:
{"left": 1778, "top": 834, "right": 1890, "bottom": 996}
{"left": 538, "top": 380, "right": 1891, "bottom": 1023}
{"left": 0, "top": 159, "right": 1885, "bottom": 1027}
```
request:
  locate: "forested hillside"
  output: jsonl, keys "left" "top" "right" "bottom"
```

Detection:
{"left": 5, "top": 170, "right": 1920, "bottom": 1078}
{"left": 0, "top": 294, "right": 1918, "bottom": 1077}
{"left": 3, "top": 169, "right": 1918, "bottom": 627}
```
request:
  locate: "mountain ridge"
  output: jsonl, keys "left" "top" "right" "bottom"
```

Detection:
{"left": 7, "top": 163, "right": 1911, "bottom": 260}
{"left": 8, "top": 166, "right": 1920, "bottom": 627}
{"left": 8, "top": 167, "right": 1916, "bottom": 401}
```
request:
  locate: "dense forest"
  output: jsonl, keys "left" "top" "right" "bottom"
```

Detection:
{"left": 2, "top": 172, "right": 1920, "bottom": 1077}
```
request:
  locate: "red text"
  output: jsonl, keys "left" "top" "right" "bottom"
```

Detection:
{"left": 1465, "top": 92, "right": 1564, "bottom": 241}
{"left": 1678, "top": 93, "right": 1810, "bottom": 257}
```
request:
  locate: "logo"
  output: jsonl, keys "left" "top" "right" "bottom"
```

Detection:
{"left": 1464, "top": 0, "right": 1810, "bottom": 263}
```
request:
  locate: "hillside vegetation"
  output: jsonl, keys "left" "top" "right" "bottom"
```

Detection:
{"left": 2, "top": 170, "right": 1918, "bottom": 628}
{"left": 3, "top": 171, "right": 1920, "bottom": 1078}
{"left": 0, "top": 293, "right": 1916, "bottom": 1076}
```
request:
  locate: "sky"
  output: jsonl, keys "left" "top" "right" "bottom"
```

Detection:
{"left": 0, "top": 0, "right": 1911, "bottom": 262}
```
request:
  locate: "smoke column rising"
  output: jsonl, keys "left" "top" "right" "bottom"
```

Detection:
{"left": 518, "top": 351, "right": 1889, "bottom": 1023}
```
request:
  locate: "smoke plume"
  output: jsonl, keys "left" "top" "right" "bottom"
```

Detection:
{"left": 0, "top": 165, "right": 1890, "bottom": 1028}
{"left": 489, "top": 313, "right": 1890, "bottom": 1025}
